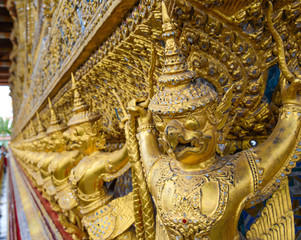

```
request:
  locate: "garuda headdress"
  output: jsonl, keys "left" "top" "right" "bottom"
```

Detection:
{"left": 35, "top": 112, "right": 46, "bottom": 139}
{"left": 46, "top": 98, "right": 67, "bottom": 134}
{"left": 67, "top": 73, "right": 100, "bottom": 127}
{"left": 149, "top": 1, "right": 233, "bottom": 128}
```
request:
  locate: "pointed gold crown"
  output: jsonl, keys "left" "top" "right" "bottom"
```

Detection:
{"left": 149, "top": 1, "right": 217, "bottom": 116}
{"left": 67, "top": 73, "right": 100, "bottom": 127}
{"left": 35, "top": 112, "right": 46, "bottom": 139}
{"left": 46, "top": 98, "right": 67, "bottom": 134}
{"left": 29, "top": 120, "right": 37, "bottom": 138}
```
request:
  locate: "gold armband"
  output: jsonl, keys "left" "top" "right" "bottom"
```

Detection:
{"left": 280, "top": 104, "right": 301, "bottom": 114}
{"left": 137, "top": 124, "right": 155, "bottom": 134}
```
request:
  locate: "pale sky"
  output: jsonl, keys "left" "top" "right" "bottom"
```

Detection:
{"left": 0, "top": 86, "right": 12, "bottom": 119}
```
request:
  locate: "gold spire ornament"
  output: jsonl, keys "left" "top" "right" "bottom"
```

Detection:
{"left": 29, "top": 120, "right": 37, "bottom": 138}
{"left": 148, "top": 2, "right": 218, "bottom": 117}
{"left": 35, "top": 112, "right": 46, "bottom": 139}
{"left": 46, "top": 97, "right": 67, "bottom": 134}
{"left": 67, "top": 73, "right": 100, "bottom": 127}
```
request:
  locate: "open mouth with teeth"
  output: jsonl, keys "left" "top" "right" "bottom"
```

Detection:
{"left": 174, "top": 139, "right": 204, "bottom": 159}
{"left": 67, "top": 141, "right": 81, "bottom": 150}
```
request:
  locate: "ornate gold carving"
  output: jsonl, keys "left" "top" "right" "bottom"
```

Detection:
{"left": 246, "top": 178, "right": 295, "bottom": 240}
{"left": 123, "top": 1, "right": 299, "bottom": 239}
{"left": 9, "top": 0, "right": 301, "bottom": 239}
{"left": 82, "top": 193, "right": 135, "bottom": 240}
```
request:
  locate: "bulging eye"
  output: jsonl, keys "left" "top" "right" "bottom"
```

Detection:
{"left": 166, "top": 126, "right": 181, "bottom": 136}
{"left": 165, "top": 120, "right": 183, "bottom": 136}
{"left": 184, "top": 115, "right": 200, "bottom": 130}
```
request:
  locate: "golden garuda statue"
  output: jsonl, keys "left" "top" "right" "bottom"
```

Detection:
{"left": 120, "top": 1, "right": 300, "bottom": 239}
{"left": 7, "top": 0, "right": 301, "bottom": 239}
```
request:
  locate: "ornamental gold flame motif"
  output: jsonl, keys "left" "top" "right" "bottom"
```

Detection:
{"left": 8, "top": 0, "right": 301, "bottom": 239}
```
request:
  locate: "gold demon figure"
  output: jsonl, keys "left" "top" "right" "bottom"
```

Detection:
{"left": 69, "top": 105, "right": 136, "bottom": 239}
{"left": 48, "top": 74, "right": 101, "bottom": 239}
{"left": 125, "top": 2, "right": 301, "bottom": 239}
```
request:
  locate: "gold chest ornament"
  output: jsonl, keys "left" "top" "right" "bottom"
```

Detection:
{"left": 151, "top": 156, "right": 235, "bottom": 239}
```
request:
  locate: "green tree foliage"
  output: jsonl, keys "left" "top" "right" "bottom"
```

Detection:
{"left": 0, "top": 117, "right": 12, "bottom": 136}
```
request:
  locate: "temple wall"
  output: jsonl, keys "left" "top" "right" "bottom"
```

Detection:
{"left": 6, "top": 0, "right": 301, "bottom": 239}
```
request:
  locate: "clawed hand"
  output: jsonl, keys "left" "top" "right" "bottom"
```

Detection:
{"left": 280, "top": 74, "right": 301, "bottom": 106}
{"left": 127, "top": 97, "right": 153, "bottom": 125}
{"left": 112, "top": 89, "right": 153, "bottom": 127}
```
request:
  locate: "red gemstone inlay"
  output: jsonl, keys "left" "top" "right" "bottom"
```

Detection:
{"left": 182, "top": 219, "right": 187, "bottom": 223}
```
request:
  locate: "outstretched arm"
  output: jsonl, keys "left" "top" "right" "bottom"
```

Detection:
{"left": 252, "top": 104, "right": 301, "bottom": 187}
{"left": 104, "top": 143, "right": 129, "bottom": 175}
{"left": 248, "top": 0, "right": 301, "bottom": 195}
{"left": 250, "top": 74, "right": 301, "bottom": 192}
{"left": 71, "top": 143, "right": 129, "bottom": 194}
